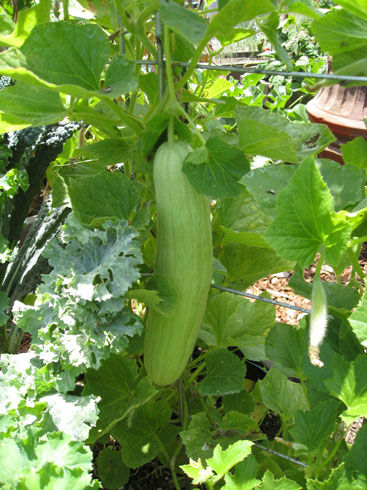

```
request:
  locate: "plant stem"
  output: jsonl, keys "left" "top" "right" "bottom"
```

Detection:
{"left": 348, "top": 248, "right": 365, "bottom": 280}
{"left": 62, "top": 0, "right": 69, "bottom": 20}
{"left": 187, "top": 361, "right": 206, "bottom": 384}
{"left": 177, "top": 36, "right": 209, "bottom": 91}
{"left": 155, "top": 12, "right": 165, "bottom": 99}
{"left": 314, "top": 248, "right": 325, "bottom": 279}
{"left": 163, "top": 26, "right": 177, "bottom": 107}
{"left": 313, "top": 435, "right": 344, "bottom": 478}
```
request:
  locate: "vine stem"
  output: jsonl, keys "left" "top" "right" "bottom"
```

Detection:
{"left": 348, "top": 248, "right": 365, "bottom": 280}
{"left": 314, "top": 248, "right": 325, "bottom": 279}
{"left": 163, "top": 25, "right": 205, "bottom": 145}
{"left": 163, "top": 25, "right": 178, "bottom": 107}
{"left": 313, "top": 434, "right": 344, "bottom": 478}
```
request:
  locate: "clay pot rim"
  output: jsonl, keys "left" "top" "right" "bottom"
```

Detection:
{"left": 307, "top": 98, "right": 367, "bottom": 132}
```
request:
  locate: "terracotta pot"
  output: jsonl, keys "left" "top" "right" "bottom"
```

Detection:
{"left": 306, "top": 84, "right": 367, "bottom": 163}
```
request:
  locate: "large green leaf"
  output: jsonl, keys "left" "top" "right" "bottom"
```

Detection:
{"left": 236, "top": 107, "right": 334, "bottom": 163}
{"left": 259, "top": 471, "right": 302, "bottom": 490}
{"left": 334, "top": 0, "right": 367, "bottom": 20}
{"left": 220, "top": 243, "right": 293, "bottom": 289}
{"left": 265, "top": 158, "right": 352, "bottom": 269}
{"left": 183, "top": 137, "right": 249, "bottom": 198}
{"left": 83, "top": 354, "right": 157, "bottom": 437}
{"left": 103, "top": 54, "right": 138, "bottom": 98}
{"left": 318, "top": 159, "right": 365, "bottom": 212}
{"left": 340, "top": 137, "right": 367, "bottom": 169}
{"left": 206, "top": 0, "right": 274, "bottom": 40}
{"left": 111, "top": 399, "right": 172, "bottom": 468}
{"left": 349, "top": 284, "right": 367, "bottom": 347}
{"left": 241, "top": 165, "right": 296, "bottom": 220}
{"left": 207, "top": 440, "right": 254, "bottom": 479}
{"left": 280, "top": 0, "right": 321, "bottom": 19}
{"left": 0, "top": 82, "right": 66, "bottom": 129}
{"left": 222, "top": 455, "right": 260, "bottom": 490}
{"left": 20, "top": 22, "right": 109, "bottom": 91}
{"left": 198, "top": 348, "right": 246, "bottom": 396}
{"left": 67, "top": 171, "right": 140, "bottom": 226}
{"left": 312, "top": 9, "right": 367, "bottom": 55}
{"left": 265, "top": 324, "right": 308, "bottom": 378}
{"left": 74, "top": 138, "right": 133, "bottom": 166}
{"left": 96, "top": 448, "right": 130, "bottom": 489}
{"left": 289, "top": 400, "right": 338, "bottom": 452}
{"left": 324, "top": 354, "right": 367, "bottom": 424}
{"left": 259, "top": 368, "right": 309, "bottom": 420}
{"left": 215, "top": 191, "right": 272, "bottom": 242}
{"left": 312, "top": 9, "right": 367, "bottom": 76}
{"left": 159, "top": 0, "right": 207, "bottom": 45}
{"left": 345, "top": 424, "right": 367, "bottom": 477}
{"left": 306, "top": 464, "right": 362, "bottom": 490}
{"left": 0, "top": 0, "right": 51, "bottom": 48}
{"left": 201, "top": 291, "right": 275, "bottom": 360}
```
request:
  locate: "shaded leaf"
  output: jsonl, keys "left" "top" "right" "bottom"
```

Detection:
{"left": 96, "top": 448, "right": 129, "bottom": 489}
{"left": 83, "top": 354, "right": 157, "bottom": 436}
{"left": 112, "top": 400, "right": 172, "bottom": 468}
{"left": 241, "top": 165, "right": 296, "bottom": 220}
{"left": 345, "top": 424, "right": 367, "bottom": 477}
{"left": 68, "top": 172, "right": 140, "bottom": 225}
{"left": 259, "top": 369, "right": 309, "bottom": 420}
{"left": 199, "top": 348, "right": 246, "bottom": 396}
{"left": 201, "top": 292, "right": 275, "bottom": 361}
{"left": 324, "top": 354, "right": 367, "bottom": 424}
{"left": 102, "top": 54, "right": 138, "bottom": 97}
{"left": 183, "top": 137, "right": 249, "bottom": 198}
{"left": 159, "top": 0, "right": 207, "bottom": 45}
{"left": 290, "top": 400, "right": 337, "bottom": 451}
{"left": 265, "top": 324, "right": 308, "bottom": 378}
{"left": 318, "top": 159, "right": 365, "bottom": 211}
{"left": 220, "top": 243, "right": 293, "bottom": 290}
{"left": 349, "top": 282, "right": 367, "bottom": 347}
{"left": 74, "top": 138, "right": 133, "bottom": 167}
{"left": 340, "top": 137, "right": 367, "bottom": 169}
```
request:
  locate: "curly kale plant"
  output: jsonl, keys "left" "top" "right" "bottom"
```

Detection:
{"left": 14, "top": 215, "right": 143, "bottom": 383}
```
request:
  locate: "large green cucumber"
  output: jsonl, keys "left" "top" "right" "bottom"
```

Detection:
{"left": 144, "top": 141, "right": 212, "bottom": 385}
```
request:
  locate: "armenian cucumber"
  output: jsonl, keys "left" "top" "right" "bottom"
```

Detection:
{"left": 144, "top": 141, "right": 212, "bottom": 385}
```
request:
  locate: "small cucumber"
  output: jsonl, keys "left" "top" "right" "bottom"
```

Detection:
{"left": 309, "top": 277, "right": 328, "bottom": 367}
{"left": 144, "top": 141, "right": 212, "bottom": 385}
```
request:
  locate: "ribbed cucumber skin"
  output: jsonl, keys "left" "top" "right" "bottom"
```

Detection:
{"left": 144, "top": 141, "right": 212, "bottom": 385}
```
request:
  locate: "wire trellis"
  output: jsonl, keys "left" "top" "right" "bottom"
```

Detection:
{"left": 135, "top": 59, "right": 367, "bottom": 83}
{"left": 254, "top": 443, "right": 309, "bottom": 468}
{"left": 211, "top": 284, "right": 311, "bottom": 314}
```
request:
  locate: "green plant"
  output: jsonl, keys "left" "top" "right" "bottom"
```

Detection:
{"left": 0, "top": 0, "right": 367, "bottom": 488}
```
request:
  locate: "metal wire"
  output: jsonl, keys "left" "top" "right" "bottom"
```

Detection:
{"left": 255, "top": 443, "right": 309, "bottom": 468}
{"left": 135, "top": 60, "right": 367, "bottom": 83}
{"left": 211, "top": 284, "right": 311, "bottom": 314}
